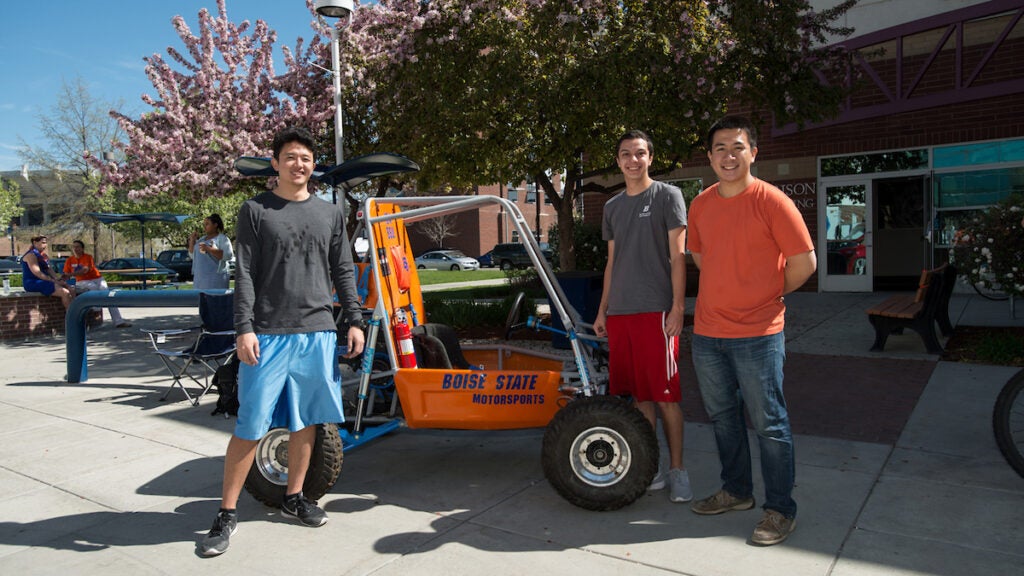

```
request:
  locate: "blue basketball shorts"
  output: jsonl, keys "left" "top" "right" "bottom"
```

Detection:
{"left": 234, "top": 331, "right": 344, "bottom": 440}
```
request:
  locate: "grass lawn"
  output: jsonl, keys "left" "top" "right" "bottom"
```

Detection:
{"left": 417, "top": 269, "right": 505, "bottom": 286}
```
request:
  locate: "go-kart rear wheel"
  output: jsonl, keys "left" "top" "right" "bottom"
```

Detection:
{"left": 542, "top": 396, "right": 657, "bottom": 511}
{"left": 244, "top": 423, "right": 344, "bottom": 507}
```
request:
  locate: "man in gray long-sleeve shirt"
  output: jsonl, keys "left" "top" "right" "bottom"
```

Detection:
{"left": 199, "top": 126, "right": 365, "bottom": 557}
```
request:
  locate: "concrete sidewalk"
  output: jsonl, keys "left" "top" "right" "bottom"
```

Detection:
{"left": 0, "top": 292, "right": 1022, "bottom": 575}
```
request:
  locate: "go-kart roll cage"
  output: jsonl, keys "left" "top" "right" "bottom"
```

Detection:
{"left": 348, "top": 195, "right": 606, "bottom": 436}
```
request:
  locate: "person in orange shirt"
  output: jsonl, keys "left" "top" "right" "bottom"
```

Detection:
{"left": 687, "top": 116, "right": 816, "bottom": 546}
{"left": 64, "top": 240, "right": 131, "bottom": 328}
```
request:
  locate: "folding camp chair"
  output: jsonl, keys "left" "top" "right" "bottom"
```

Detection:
{"left": 143, "top": 292, "right": 236, "bottom": 405}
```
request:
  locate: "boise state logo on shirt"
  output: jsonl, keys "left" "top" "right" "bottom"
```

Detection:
{"left": 639, "top": 203, "right": 652, "bottom": 218}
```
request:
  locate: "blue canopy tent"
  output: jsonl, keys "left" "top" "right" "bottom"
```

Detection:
{"left": 87, "top": 212, "right": 190, "bottom": 289}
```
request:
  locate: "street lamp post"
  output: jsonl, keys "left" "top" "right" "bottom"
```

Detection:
{"left": 314, "top": 0, "right": 354, "bottom": 171}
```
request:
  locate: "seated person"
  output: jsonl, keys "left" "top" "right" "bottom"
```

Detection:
{"left": 64, "top": 239, "right": 132, "bottom": 328}
{"left": 21, "top": 235, "right": 74, "bottom": 308}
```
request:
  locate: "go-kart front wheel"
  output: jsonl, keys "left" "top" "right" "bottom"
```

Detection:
{"left": 244, "top": 423, "right": 344, "bottom": 507}
{"left": 542, "top": 396, "right": 658, "bottom": 511}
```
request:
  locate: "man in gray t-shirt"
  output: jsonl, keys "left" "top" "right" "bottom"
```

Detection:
{"left": 594, "top": 129, "right": 692, "bottom": 504}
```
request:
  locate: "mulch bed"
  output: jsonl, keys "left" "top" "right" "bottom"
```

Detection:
{"left": 941, "top": 325, "right": 1024, "bottom": 367}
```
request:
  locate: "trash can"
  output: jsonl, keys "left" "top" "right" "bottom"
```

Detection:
{"left": 550, "top": 271, "right": 603, "bottom": 349}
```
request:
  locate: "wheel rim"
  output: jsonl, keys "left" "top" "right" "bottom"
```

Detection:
{"left": 254, "top": 428, "right": 290, "bottom": 486}
{"left": 568, "top": 426, "right": 631, "bottom": 487}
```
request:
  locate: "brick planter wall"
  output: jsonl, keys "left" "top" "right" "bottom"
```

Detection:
{"left": 0, "top": 293, "right": 102, "bottom": 341}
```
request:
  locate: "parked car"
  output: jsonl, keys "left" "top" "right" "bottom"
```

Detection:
{"left": 0, "top": 259, "right": 19, "bottom": 273}
{"left": 490, "top": 242, "right": 552, "bottom": 270}
{"left": 477, "top": 250, "right": 494, "bottom": 268}
{"left": 414, "top": 249, "right": 480, "bottom": 271}
{"left": 826, "top": 232, "right": 866, "bottom": 276}
{"left": 99, "top": 257, "right": 179, "bottom": 282}
{"left": 156, "top": 249, "right": 194, "bottom": 281}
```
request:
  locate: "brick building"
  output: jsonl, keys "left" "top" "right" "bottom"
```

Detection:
{"left": 583, "top": 0, "right": 1023, "bottom": 292}
{"left": 404, "top": 180, "right": 559, "bottom": 259}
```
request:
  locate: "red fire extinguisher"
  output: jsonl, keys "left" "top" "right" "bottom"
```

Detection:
{"left": 393, "top": 308, "right": 417, "bottom": 369}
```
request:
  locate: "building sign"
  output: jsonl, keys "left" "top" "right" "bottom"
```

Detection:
{"left": 777, "top": 180, "right": 816, "bottom": 211}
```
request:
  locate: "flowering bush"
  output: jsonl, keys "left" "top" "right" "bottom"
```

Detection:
{"left": 951, "top": 194, "right": 1024, "bottom": 297}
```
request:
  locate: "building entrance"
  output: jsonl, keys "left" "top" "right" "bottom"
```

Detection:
{"left": 873, "top": 175, "right": 928, "bottom": 290}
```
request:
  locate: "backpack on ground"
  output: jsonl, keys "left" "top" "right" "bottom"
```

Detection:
{"left": 211, "top": 357, "right": 240, "bottom": 417}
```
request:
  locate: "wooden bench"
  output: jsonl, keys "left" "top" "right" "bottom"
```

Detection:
{"left": 866, "top": 264, "right": 956, "bottom": 354}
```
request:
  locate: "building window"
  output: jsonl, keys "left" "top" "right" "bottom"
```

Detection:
{"left": 508, "top": 188, "right": 519, "bottom": 202}
{"left": 935, "top": 167, "right": 1024, "bottom": 208}
{"left": 821, "top": 149, "right": 929, "bottom": 177}
{"left": 934, "top": 138, "right": 1024, "bottom": 169}
{"left": 25, "top": 205, "right": 44, "bottom": 226}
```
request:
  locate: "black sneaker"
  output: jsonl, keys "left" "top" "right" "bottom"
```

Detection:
{"left": 198, "top": 510, "right": 237, "bottom": 557}
{"left": 281, "top": 492, "right": 328, "bottom": 527}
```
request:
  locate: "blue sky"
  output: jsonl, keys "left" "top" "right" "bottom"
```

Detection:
{"left": 0, "top": 1, "right": 325, "bottom": 171}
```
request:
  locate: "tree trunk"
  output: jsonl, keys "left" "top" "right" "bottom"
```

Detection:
{"left": 556, "top": 198, "right": 577, "bottom": 271}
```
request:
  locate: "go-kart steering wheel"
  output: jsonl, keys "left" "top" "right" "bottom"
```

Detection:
{"left": 504, "top": 291, "right": 527, "bottom": 340}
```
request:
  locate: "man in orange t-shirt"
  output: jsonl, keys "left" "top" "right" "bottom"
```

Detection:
{"left": 64, "top": 240, "right": 131, "bottom": 328}
{"left": 686, "top": 116, "right": 815, "bottom": 547}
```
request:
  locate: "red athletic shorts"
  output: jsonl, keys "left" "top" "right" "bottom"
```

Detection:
{"left": 606, "top": 312, "right": 680, "bottom": 403}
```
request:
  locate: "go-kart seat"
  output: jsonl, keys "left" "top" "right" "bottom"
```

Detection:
{"left": 411, "top": 323, "right": 475, "bottom": 369}
{"left": 412, "top": 332, "right": 451, "bottom": 369}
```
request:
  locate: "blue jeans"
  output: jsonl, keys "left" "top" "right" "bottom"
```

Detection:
{"left": 691, "top": 332, "right": 796, "bottom": 518}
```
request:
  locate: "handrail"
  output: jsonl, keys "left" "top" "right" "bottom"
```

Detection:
{"left": 65, "top": 289, "right": 230, "bottom": 382}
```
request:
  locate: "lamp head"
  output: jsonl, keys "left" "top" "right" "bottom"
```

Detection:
{"left": 314, "top": 0, "right": 353, "bottom": 18}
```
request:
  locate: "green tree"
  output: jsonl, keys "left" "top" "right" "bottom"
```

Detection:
{"left": 344, "top": 0, "right": 856, "bottom": 269}
{"left": 17, "top": 77, "right": 126, "bottom": 252}
{"left": 0, "top": 179, "right": 25, "bottom": 251}
{"left": 92, "top": 0, "right": 855, "bottom": 271}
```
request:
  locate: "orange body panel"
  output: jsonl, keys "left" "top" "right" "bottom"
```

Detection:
{"left": 461, "top": 348, "right": 565, "bottom": 372}
{"left": 394, "top": 368, "right": 568, "bottom": 429}
{"left": 366, "top": 202, "right": 425, "bottom": 323}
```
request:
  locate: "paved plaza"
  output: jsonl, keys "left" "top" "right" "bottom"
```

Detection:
{"left": 0, "top": 291, "right": 1022, "bottom": 575}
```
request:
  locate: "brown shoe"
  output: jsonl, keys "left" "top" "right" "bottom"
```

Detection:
{"left": 691, "top": 489, "right": 755, "bottom": 515}
{"left": 751, "top": 509, "right": 796, "bottom": 546}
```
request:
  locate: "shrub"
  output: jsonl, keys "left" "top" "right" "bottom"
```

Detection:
{"left": 422, "top": 293, "right": 535, "bottom": 329}
{"left": 951, "top": 194, "right": 1024, "bottom": 297}
{"left": 549, "top": 218, "right": 607, "bottom": 272}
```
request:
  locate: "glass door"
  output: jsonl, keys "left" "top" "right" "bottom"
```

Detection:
{"left": 821, "top": 180, "right": 872, "bottom": 291}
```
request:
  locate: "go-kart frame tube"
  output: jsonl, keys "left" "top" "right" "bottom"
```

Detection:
{"left": 361, "top": 195, "right": 600, "bottom": 396}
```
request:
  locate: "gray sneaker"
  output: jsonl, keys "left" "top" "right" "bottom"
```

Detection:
{"left": 198, "top": 510, "right": 237, "bottom": 557}
{"left": 668, "top": 469, "right": 693, "bottom": 503}
{"left": 281, "top": 492, "right": 328, "bottom": 527}
{"left": 690, "top": 489, "right": 755, "bottom": 515}
{"left": 648, "top": 469, "right": 666, "bottom": 491}
{"left": 751, "top": 509, "right": 796, "bottom": 546}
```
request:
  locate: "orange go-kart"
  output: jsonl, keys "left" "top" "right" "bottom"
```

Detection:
{"left": 242, "top": 194, "right": 659, "bottom": 512}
